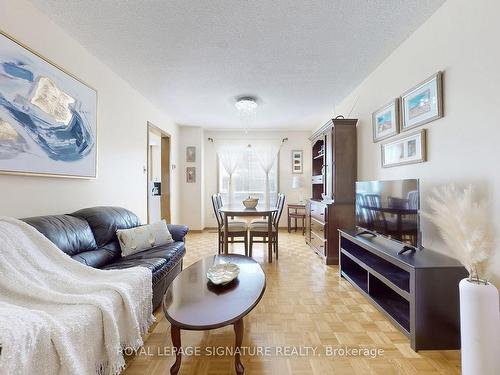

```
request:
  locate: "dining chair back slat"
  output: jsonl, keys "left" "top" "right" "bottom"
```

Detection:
{"left": 211, "top": 194, "right": 223, "bottom": 228}
{"left": 274, "top": 193, "right": 286, "bottom": 227}
{"left": 216, "top": 193, "right": 225, "bottom": 224}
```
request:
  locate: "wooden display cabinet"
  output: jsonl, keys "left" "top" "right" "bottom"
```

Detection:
{"left": 305, "top": 118, "right": 357, "bottom": 265}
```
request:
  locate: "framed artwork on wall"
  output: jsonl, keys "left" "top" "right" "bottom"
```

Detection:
{"left": 186, "top": 146, "right": 196, "bottom": 162}
{"left": 401, "top": 72, "right": 443, "bottom": 131}
{"left": 372, "top": 98, "right": 399, "bottom": 142}
{"left": 381, "top": 129, "right": 426, "bottom": 168}
{"left": 0, "top": 31, "right": 97, "bottom": 178}
{"left": 291, "top": 150, "right": 303, "bottom": 174}
{"left": 186, "top": 167, "right": 196, "bottom": 183}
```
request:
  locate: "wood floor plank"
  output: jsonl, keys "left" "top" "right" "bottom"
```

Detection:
{"left": 123, "top": 230, "right": 461, "bottom": 375}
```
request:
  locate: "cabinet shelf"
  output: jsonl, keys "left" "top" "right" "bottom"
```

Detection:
{"left": 340, "top": 245, "right": 410, "bottom": 298}
{"left": 313, "top": 153, "right": 324, "bottom": 160}
{"left": 369, "top": 275, "right": 410, "bottom": 333}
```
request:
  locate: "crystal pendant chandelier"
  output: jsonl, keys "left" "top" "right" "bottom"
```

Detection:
{"left": 235, "top": 96, "right": 258, "bottom": 132}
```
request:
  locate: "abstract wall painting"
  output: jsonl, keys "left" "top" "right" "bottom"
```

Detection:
{"left": 401, "top": 72, "right": 443, "bottom": 131}
{"left": 372, "top": 99, "right": 399, "bottom": 142}
{"left": 381, "top": 129, "right": 426, "bottom": 168}
{"left": 0, "top": 31, "right": 97, "bottom": 178}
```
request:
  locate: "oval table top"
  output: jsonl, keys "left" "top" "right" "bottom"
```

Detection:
{"left": 163, "top": 254, "right": 266, "bottom": 330}
{"left": 219, "top": 205, "right": 278, "bottom": 215}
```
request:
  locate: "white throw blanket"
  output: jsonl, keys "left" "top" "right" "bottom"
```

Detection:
{"left": 0, "top": 217, "right": 155, "bottom": 375}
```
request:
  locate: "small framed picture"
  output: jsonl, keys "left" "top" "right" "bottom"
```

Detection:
{"left": 382, "top": 129, "right": 426, "bottom": 168}
{"left": 401, "top": 72, "right": 443, "bottom": 131}
{"left": 186, "top": 146, "right": 196, "bottom": 162}
{"left": 372, "top": 99, "right": 399, "bottom": 142}
{"left": 186, "top": 167, "right": 196, "bottom": 183}
{"left": 291, "top": 150, "right": 303, "bottom": 174}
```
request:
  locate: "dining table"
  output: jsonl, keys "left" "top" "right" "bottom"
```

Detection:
{"left": 219, "top": 205, "right": 278, "bottom": 263}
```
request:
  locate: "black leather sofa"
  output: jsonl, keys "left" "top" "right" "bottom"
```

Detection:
{"left": 22, "top": 206, "right": 188, "bottom": 310}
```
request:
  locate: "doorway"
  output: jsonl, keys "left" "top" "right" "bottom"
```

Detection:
{"left": 147, "top": 122, "right": 171, "bottom": 224}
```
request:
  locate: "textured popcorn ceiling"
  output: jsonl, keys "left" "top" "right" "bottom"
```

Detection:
{"left": 30, "top": 0, "right": 445, "bottom": 129}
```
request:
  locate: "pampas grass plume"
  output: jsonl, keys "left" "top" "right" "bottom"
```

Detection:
{"left": 422, "top": 184, "right": 494, "bottom": 280}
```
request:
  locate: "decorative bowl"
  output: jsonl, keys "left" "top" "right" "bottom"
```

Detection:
{"left": 206, "top": 263, "right": 240, "bottom": 285}
{"left": 243, "top": 197, "right": 259, "bottom": 209}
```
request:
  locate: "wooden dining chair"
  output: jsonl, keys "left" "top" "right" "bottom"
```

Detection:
{"left": 211, "top": 194, "right": 248, "bottom": 255}
{"left": 249, "top": 195, "right": 280, "bottom": 226}
{"left": 248, "top": 193, "right": 285, "bottom": 259}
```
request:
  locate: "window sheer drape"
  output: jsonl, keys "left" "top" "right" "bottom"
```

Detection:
{"left": 251, "top": 140, "right": 281, "bottom": 206}
{"left": 215, "top": 142, "right": 245, "bottom": 205}
{"left": 215, "top": 139, "right": 282, "bottom": 206}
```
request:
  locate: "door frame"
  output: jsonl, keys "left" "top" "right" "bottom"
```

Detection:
{"left": 146, "top": 122, "right": 171, "bottom": 224}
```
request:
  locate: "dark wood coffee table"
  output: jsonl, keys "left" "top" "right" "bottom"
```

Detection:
{"left": 163, "top": 254, "right": 266, "bottom": 375}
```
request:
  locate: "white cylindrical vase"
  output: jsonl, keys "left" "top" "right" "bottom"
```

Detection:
{"left": 459, "top": 278, "right": 500, "bottom": 375}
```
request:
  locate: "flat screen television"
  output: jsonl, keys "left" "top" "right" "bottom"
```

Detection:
{"left": 355, "top": 179, "right": 420, "bottom": 249}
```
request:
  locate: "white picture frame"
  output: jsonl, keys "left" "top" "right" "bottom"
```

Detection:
{"left": 382, "top": 129, "right": 426, "bottom": 168}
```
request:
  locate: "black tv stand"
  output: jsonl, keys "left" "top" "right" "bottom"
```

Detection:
{"left": 398, "top": 245, "right": 416, "bottom": 255}
{"left": 339, "top": 229, "right": 467, "bottom": 350}
{"left": 355, "top": 229, "right": 376, "bottom": 237}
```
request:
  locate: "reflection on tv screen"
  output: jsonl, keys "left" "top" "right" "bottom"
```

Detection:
{"left": 356, "top": 179, "right": 419, "bottom": 248}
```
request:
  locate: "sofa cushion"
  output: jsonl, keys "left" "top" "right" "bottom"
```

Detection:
{"left": 72, "top": 243, "right": 120, "bottom": 268}
{"left": 102, "top": 257, "right": 167, "bottom": 275}
{"left": 101, "top": 241, "right": 185, "bottom": 285}
{"left": 124, "top": 241, "right": 185, "bottom": 263}
{"left": 71, "top": 206, "right": 140, "bottom": 247}
{"left": 21, "top": 215, "right": 97, "bottom": 256}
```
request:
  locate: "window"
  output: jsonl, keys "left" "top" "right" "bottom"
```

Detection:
{"left": 218, "top": 149, "right": 278, "bottom": 206}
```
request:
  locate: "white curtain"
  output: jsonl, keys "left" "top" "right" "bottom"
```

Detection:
{"left": 250, "top": 140, "right": 282, "bottom": 206}
{"left": 214, "top": 142, "right": 246, "bottom": 205}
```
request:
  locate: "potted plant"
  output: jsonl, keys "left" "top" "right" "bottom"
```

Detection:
{"left": 423, "top": 185, "right": 499, "bottom": 375}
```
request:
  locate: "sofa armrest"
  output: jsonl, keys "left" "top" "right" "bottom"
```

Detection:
{"left": 167, "top": 224, "right": 189, "bottom": 242}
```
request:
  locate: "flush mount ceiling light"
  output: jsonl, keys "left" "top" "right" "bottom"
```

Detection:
{"left": 235, "top": 96, "right": 258, "bottom": 119}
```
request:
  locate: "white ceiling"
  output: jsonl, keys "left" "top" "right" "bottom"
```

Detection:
{"left": 30, "top": 0, "right": 445, "bottom": 130}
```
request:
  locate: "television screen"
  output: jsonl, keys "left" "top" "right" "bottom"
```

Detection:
{"left": 355, "top": 179, "right": 420, "bottom": 248}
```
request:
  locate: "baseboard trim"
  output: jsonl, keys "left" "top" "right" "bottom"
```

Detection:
{"left": 201, "top": 227, "right": 303, "bottom": 233}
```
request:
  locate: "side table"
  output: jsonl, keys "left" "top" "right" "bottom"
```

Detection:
{"left": 287, "top": 203, "right": 306, "bottom": 235}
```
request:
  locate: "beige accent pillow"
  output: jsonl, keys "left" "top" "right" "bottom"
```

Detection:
{"left": 116, "top": 220, "right": 174, "bottom": 257}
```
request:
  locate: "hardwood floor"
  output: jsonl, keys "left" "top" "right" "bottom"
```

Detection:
{"left": 123, "top": 230, "right": 461, "bottom": 375}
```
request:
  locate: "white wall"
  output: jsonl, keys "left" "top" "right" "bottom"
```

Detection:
{"left": 0, "top": 0, "right": 179, "bottom": 223}
{"left": 203, "top": 130, "right": 312, "bottom": 228}
{"left": 179, "top": 126, "right": 204, "bottom": 230}
{"left": 326, "top": 0, "right": 500, "bottom": 286}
